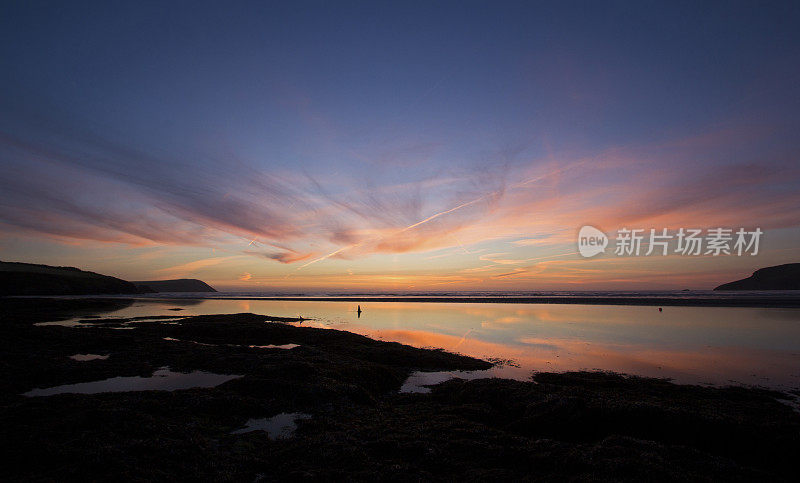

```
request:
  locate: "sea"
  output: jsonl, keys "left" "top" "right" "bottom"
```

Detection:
{"left": 49, "top": 290, "right": 800, "bottom": 391}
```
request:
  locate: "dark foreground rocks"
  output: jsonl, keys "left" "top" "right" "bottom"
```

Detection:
{"left": 1, "top": 298, "right": 798, "bottom": 481}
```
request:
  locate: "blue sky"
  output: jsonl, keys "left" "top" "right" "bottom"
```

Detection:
{"left": 1, "top": 1, "right": 799, "bottom": 290}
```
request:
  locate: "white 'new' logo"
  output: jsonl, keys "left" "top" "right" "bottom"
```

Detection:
{"left": 577, "top": 226, "right": 608, "bottom": 257}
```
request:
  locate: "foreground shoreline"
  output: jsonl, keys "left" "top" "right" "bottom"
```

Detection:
{"left": 2, "top": 298, "right": 800, "bottom": 480}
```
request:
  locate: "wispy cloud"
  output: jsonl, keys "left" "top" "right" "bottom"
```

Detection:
{"left": 243, "top": 249, "right": 314, "bottom": 264}
{"left": 1, "top": 103, "right": 799, "bottom": 278}
{"left": 155, "top": 256, "right": 240, "bottom": 278}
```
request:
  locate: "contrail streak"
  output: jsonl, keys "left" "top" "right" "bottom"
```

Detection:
{"left": 452, "top": 328, "right": 474, "bottom": 350}
{"left": 297, "top": 244, "right": 358, "bottom": 269}
{"left": 295, "top": 163, "right": 576, "bottom": 271}
{"left": 400, "top": 196, "right": 486, "bottom": 233}
{"left": 296, "top": 193, "right": 490, "bottom": 271}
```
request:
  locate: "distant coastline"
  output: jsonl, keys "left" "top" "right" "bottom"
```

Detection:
{"left": 1, "top": 261, "right": 216, "bottom": 296}
{"left": 4, "top": 260, "right": 799, "bottom": 307}
{"left": 132, "top": 279, "right": 217, "bottom": 293}
{"left": 121, "top": 292, "right": 800, "bottom": 308}
{"left": 715, "top": 263, "right": 800, "bottom": 291}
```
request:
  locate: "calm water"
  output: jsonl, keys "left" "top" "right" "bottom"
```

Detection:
{"left": 24, "top": 367, "right": 241, "bottom": 397}
{"left": 231, "top": 413, "right": 311, "bottom": 439}
{"left": 60, "top": 298, "right": 800, "bottom": 390}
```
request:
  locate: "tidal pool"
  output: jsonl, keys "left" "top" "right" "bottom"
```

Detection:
{"left": 400, "top": 370, "right": 494, "bottom": 393}
{"left": 69, "top": 354, "right": 109, "bottom": 361}
{"left": 36, "top": 316, "right": 183, "bottom": 328}
{"left": 23, "top": 367, "right": 241, "bottom": 397}
{"left": 248, "top": 344, "right": 300, "bottom": 350}
{"left": 231, "top": 413, "right": 311, "bottom": 439}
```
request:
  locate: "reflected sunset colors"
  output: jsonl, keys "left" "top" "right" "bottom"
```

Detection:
{"left": 94, "top": 299, "right": 800, "bottom": 389}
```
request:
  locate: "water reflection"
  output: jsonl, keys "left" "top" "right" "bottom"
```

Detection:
{"left": 249, "top": 344, "right": 300, "bottom": 350}
{"left": 69, "top": 354, "right": 109, "bottom": 361}
{"left": 36, "top": 316, "right": 183, "bottom": 328}
{"left": 51, "top": 299, "right": 800, "bottom": 389}
{"left": 231, "top": 413, "right": 311, "bottom": 439}
{"left": 23, "top": 367, "right": 241, "bottom": 396}
{"left": 401, "top": 370, "right": 494, "bottom": 393}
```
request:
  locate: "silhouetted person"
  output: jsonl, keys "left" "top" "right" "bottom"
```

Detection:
{"left": 357, "top": 305, "right": 362, "bottom": 318}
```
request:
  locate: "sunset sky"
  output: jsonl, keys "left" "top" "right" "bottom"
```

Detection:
{"left": 1, "top": 1, "right": 799, "bottom": 291}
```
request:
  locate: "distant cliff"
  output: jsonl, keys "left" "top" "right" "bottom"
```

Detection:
{"left": 714, "top": 263, "right": 800, "bottom": 291}
{"left": 132, "top": 279, "right": 217, "bottom": 292}
{"left": 0, "top": 261, "right": 146, "bottom": 296}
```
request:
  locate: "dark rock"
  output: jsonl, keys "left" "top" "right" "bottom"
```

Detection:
{"left": 132, "top": 279, "right": 217, "bottom": 292}
{"left": 0, "top": 261, "right": 146, "bottom": 295}
{"left": 715, "top": 263, "right": 800, "bottom": 290}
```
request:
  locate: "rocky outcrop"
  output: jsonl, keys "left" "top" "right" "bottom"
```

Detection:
{"left": 714, "top": 263, "right": 800, "bottom": 290}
